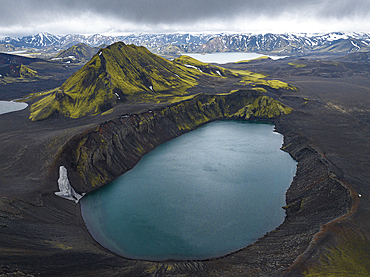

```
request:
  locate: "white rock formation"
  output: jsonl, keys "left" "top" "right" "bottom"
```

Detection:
{"left": 55, "top": 166, "right": 82, "bottom": 203}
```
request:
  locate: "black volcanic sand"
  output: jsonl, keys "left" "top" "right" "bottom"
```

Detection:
{"left": 0, "top": 60, "right": 83, "bottom": 100}
{"left": 1, "top": 55, "right": 370, "bottom": 276}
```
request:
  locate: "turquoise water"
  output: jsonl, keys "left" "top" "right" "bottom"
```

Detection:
{"left": 81, "top": 121, "right": 296, "bottom": 261}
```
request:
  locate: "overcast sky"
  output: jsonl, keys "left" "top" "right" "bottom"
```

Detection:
{"left": 1, "top": 0, "right": 370, "bottom": 37}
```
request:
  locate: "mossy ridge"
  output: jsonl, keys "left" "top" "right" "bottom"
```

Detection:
{"left": 289, "top": 62, "right": 307, "bottom": 68}
{"left": 236, "top": 56, "right": 271, "bottom": 63}
{"left": 29, "top": 89, "right": 62, "bottom": 120}
{"left": 157, "top": 90, "right": 292, "bottom": 131}
{"left": 231, "top": 69, "right": 297, "bottom": 90}
{"left": 19, "top": 64, "right": 38, "bottom": 78}
{"left": 0, "top": 64, "right": 39, "bottom": 79}
{"left": 54, "top": 43, "right": 97, "bottom": 62}
{"left": 232, "top": 95, "right": 293, "bottom": 119}
{"left": 303, "top": 228, "right": 370, "bottom": 277}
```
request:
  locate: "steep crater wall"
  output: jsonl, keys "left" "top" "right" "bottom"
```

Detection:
{"left": 58, "top": 89, "right": 291, "bottom": 193}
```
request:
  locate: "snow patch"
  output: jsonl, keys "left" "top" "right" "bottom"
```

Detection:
{"left": 149, "top": 85, "right": 154, "bottom": 91}
{"left": 326, "top": 33, "right": 349, "bottom": 42}
{"left": 351, "top": 40, "right": 360, "bottom": 50}
{"left": 216, "top": 70, "right": 222, "bottom": 76}
{"left": 0, "top": 101, "right": 28, "bottom": 115}
{"left": 184, "top": 64, "right": 202, "bottom": 72}
{"left": 55, "top": 166, "right": 82, "bottom": 203}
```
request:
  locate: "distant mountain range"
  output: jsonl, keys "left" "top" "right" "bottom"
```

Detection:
{"left": 1, "top": 32, "right": 370, "bottom": 55}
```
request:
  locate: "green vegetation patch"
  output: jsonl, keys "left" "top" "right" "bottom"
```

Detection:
{"left": 0, "top": 64, "right": 39, "bottom": 81}
{"left": 160, "top": 91, "right": 292, "bottom": 131}
{"left": 289, "top": 62, "right": 307, "bottom": 68}
{"left": 231, "top": 69, "right": 297, "bottom": 90}
{"left": 232, "top": 95, "right": 293, "bottom": 119}
{"left": 304, "top": 229, "right": 370, "bottom": 277}
{"left": 236, "top": 56, "right": 270, "bottom": 63}
{"left": 19, "top": 64, "right": 38, "bottom": 78}
{"left": 54, "top": 43, "right": 97, "bottom": 62}
{"left": 232, "top": 70, "right": 297, "bottom": 90}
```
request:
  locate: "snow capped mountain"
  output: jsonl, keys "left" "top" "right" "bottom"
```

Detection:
{"left": 58, "top": 34, "right": 121, "bottom": 48}
{"left": 0, "top": 32, "right": 61, "bottom": 48}
{"left": 197, "top": 32, "right": 370, "bottom": 54}
{"left": 1, "top": 32, "right": 370, "bottom": 54}
{"left": 0, "top": 32, "right": 215, "bottom": 49}
{"left": 121, "top": 33, "right": 215, "bottom": 47}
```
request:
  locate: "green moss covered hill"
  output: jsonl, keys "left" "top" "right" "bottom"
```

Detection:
{"left": 29, "top": 42, "right": 295, "bottom": 121}
{"left": 54, "top": 43, "right": 98, "bottom": 63}
{"left": 29, "top": 42, "right": 225, "bottom": 120}
{"left": 0, "top": 64, "right": 38, "bottom": 78}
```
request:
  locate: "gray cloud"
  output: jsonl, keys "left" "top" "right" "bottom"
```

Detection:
{"left": 1, "top": 0, "right": 370, "bottom": 36}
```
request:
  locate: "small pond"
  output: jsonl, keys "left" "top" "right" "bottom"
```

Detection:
{"left": 0, "top": 101, "right": 28, "bottom": 115}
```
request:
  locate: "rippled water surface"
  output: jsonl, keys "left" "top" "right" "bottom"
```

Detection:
{"left": 81, "top": 121, "right": 297, "bottom": 261}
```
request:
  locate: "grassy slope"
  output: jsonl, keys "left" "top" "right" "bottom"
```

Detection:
{"left": 19, "top": 64, "right": 38, "bottom": 78}
{"left": 54, "top": 43, "right": 97, "bottom": 62}
{"left": 303, "top": 228, "right": 370, "bottom": 276}
{"left": 231, "top": 69, "right": 297, "bottom": 90}
{"left": 30, "top": 43, "right": 203, "bottom": 120}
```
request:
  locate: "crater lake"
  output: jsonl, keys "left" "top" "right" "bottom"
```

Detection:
{"left": 80, "top": 120, "right": 297, "bottom": 261}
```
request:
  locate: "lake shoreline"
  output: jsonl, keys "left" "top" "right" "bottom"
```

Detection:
{"left": 80, "top": 121, "right": 297, "bottom": 261}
